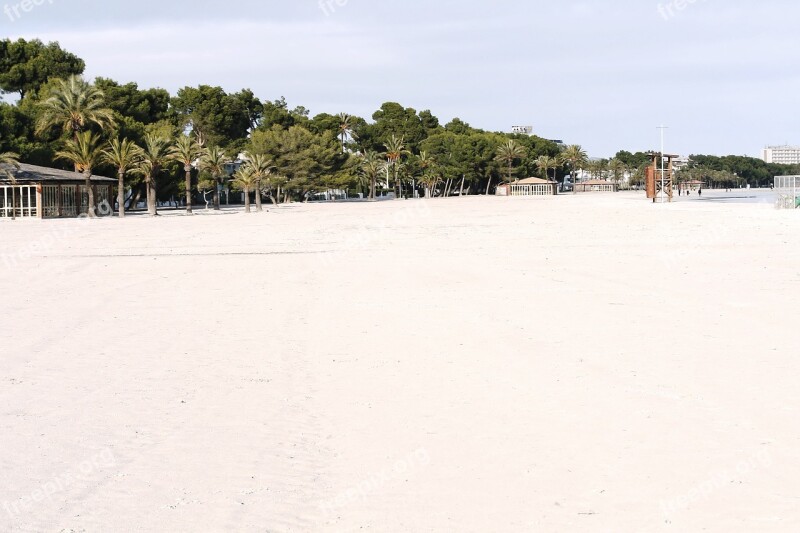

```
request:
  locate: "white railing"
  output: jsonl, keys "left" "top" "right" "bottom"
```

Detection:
{"left": 509, "top": 184, "right": 554, "bottom": 196}
{"left": 775, "top": 176, "right": 800, "bottom": 209}
{"left": 0, "top": 185, "right": 38, "bottom": 218}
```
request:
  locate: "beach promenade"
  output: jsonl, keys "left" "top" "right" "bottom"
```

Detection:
{"left": 2, "top": 193, "right": 799, "bottom": 532}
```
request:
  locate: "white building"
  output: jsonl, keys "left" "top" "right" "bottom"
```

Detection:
{"left": 762, "top": 146, "right": 800, "bottom": 165}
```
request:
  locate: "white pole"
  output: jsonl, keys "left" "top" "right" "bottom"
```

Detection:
{"left": 658, "top": 125, "right": 668, "bottom": 203}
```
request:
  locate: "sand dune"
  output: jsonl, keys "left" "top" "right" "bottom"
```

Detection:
{"left": 2, "top": 193, "right": 800, "bottom": 532}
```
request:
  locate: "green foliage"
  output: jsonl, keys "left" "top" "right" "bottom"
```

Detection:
{"left": 536, "top": 155, "right": 560, "bottom": 181}
{"left": 259, "top": 97, "right": 310, "bottom": 131}
{"left": 561, "top": 145, "right": 589, "bottom": 181}
{"left": 94, "top": 77, "right": 170, "bottom": 125}
{"left": 171, "top": 85, "right": 257, "bottom": 151}
{"left": 249, "top": 124, "right": 345, "bottom": 198}
{"left": 687, "top": 154, "right": 794, "bottom": 187}
{"left": 369, "top": 102, "right": 429, "bottom": 153}
{"left": 0, "top": 39, "right": 85, "bottom": 99}
{"left": 36, "top": 75, "right": 116, "bottom": 139}
{"left": 614, "top": 150, "right": 651, "bottom": 172}
{"left": 495, "top": 140, "right": 526, "bottom": 183}
{"left": 55, "top": 130, "right": 102, "bottom": 175}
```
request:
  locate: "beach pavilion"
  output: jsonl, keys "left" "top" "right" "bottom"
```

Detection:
{"left": 497, "top": 177, "right": 559, "bottom": 196}
{"left": 0, "top": 163, "right": 115, "bottom": 219}
{"left": 574, "top": 179, "right": 618, "bottom": 193}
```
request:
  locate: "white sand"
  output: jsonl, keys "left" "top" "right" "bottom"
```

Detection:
{"left": 2, "top": 193, "right": 800, "bottom": 532}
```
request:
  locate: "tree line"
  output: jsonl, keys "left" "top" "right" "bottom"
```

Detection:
{"left": 2, "top": 38, "right": 794, "bottom": 218}
{"left": 1, "top": 38, "right": 591, "bottom": 216}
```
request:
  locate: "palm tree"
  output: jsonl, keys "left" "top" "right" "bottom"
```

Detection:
{"left": 101, "top": 138, "right": 143, "bottom": 218}
{"left": 170, "top": 134, "right": 204, "bottom": 214}
{"left": 561, "top": 144, "right": 588, "bottom": 194}
{"left": 199, "top": 146, "right": 228, "bottom": 211}
{"left": 383, "top": 135, "right": 407, "bottom": 199}
{"left": 138, "top": 133, "right": 172, "bottom": 216}
{"left": 360, "top": 151, "right": 383, "bottom": 201}
{"left": 536, "top": 155, "right": 560, "bottom": 183}
{"left": 337, "top": 113, "right": 357, "bottom": 153}
{"left": 495, "top": 140, "right": 526, "bottom": 183}
{"left": 417, "top": 151, "right": 439, "bottom": 198}
{"left": 242, "top": 152, "right": 273, "bottom": 212}
{"left": 608, "top": 158, "right": 627, "bottom": 187}
{"left": 36, "top": 75, "right": 116, "bottom": 141}
{"left": 56, "top": 131, "right": 103, "bottom": 218}
{"left": 0, "top": 151, "right": 20, "bottom": 220}
{"left": 232, "top": 164, "right": 258, "bottom": 213}
{"left": 587, "top": 160, "right": 603, "bottom": 180}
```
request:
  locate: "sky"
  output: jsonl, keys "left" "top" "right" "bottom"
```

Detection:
{"left": 3, "top": 0, "right": 798, "bottom": 158}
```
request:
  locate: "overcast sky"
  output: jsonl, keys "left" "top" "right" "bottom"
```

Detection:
{"left": 4, "top": 0, "right": 797, "bottom": 157}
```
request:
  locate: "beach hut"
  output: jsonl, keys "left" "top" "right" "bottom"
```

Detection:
{"left": 508, "top": 177, "right": 558, "bottom": 196}
{"left": 0, "top": 163, "right": 115, "bottom": 219}
{"left": 574, "top": 179, "right": 618, "bottom": 193}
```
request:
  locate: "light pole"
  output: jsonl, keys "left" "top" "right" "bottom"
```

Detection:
{"left": 657, "top": 125, "right": 669, "bottom": 203}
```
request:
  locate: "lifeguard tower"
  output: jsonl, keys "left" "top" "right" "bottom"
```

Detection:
{"left": 645, "top": 152, "right": 678, "bottom": 203}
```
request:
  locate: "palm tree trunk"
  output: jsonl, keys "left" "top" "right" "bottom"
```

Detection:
{"left": 255, "top": 182, "right": 263, "bottom": 212}
{"left": 10, "top": 186, "right": 16, "bottom": 220}
{"left": 485, "top": 175, "right": 492, "bottom": 195}
{"left": 129, "top": 187, "right": 143, "bottom": 211}
{"left": 244, "top": 187, "right": 251, "bottom": 213}
{"left": 459, "top": 175, "right": 465, "bottom": 196}
{"left": 213, "top": 177, "right": 221, "bottom": 210}
{"left": 117, "top": 171, "right": 126, "bottom": 218}
{"left": 185, "top": 167, "right": 193, "bottom": 214}
{"left": 370, "top": 176, "right": 376, "bottom": 200}
{"left": 146, "top": 175, "right": 157, "bottom": 216}
{"left": 85, "top": 173, "right": 96, "bottom": 218}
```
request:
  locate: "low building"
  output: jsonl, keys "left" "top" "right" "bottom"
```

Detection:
{"left": 508, "top": 177, "right": 558, "bottom": 196}
{"left": 574, "top": 179, "right": 618, "bottom": 193}
{"left": 1, "top": 163, "right": 115, "bottom": 219}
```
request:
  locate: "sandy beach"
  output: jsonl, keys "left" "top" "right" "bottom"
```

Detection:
{"left": 2, "top": 192, "right": 800, "bottom": 532}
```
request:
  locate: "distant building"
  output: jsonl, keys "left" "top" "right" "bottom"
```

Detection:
{"left": 762, "top": 146, "right": 800, "bottom": 165}
{"left": 672, "top": 156, "right": 691, "bottom": 171}
{"left": 497, "top": 177, "right": 558, "bottom": 197}
{"left": 511, "top": 126, "right": 533, "bottom": 135}
{"left": 574, "top": 179, "right": 618, "bottom": 193}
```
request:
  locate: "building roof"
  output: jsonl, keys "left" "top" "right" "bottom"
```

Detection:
{"left": 515, "top": 177, "right": 556, "bottom": 185}
{"left": 0, "top": 163, "right": 115, "bottom": 184}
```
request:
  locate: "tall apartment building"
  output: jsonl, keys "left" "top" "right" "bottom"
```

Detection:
{"left": 762, "top": 145, "right": 800, "bottom": 165}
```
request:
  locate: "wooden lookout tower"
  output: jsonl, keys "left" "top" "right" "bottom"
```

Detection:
{"left": 645, "top": 152, "right": 678, "bottom": 203}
